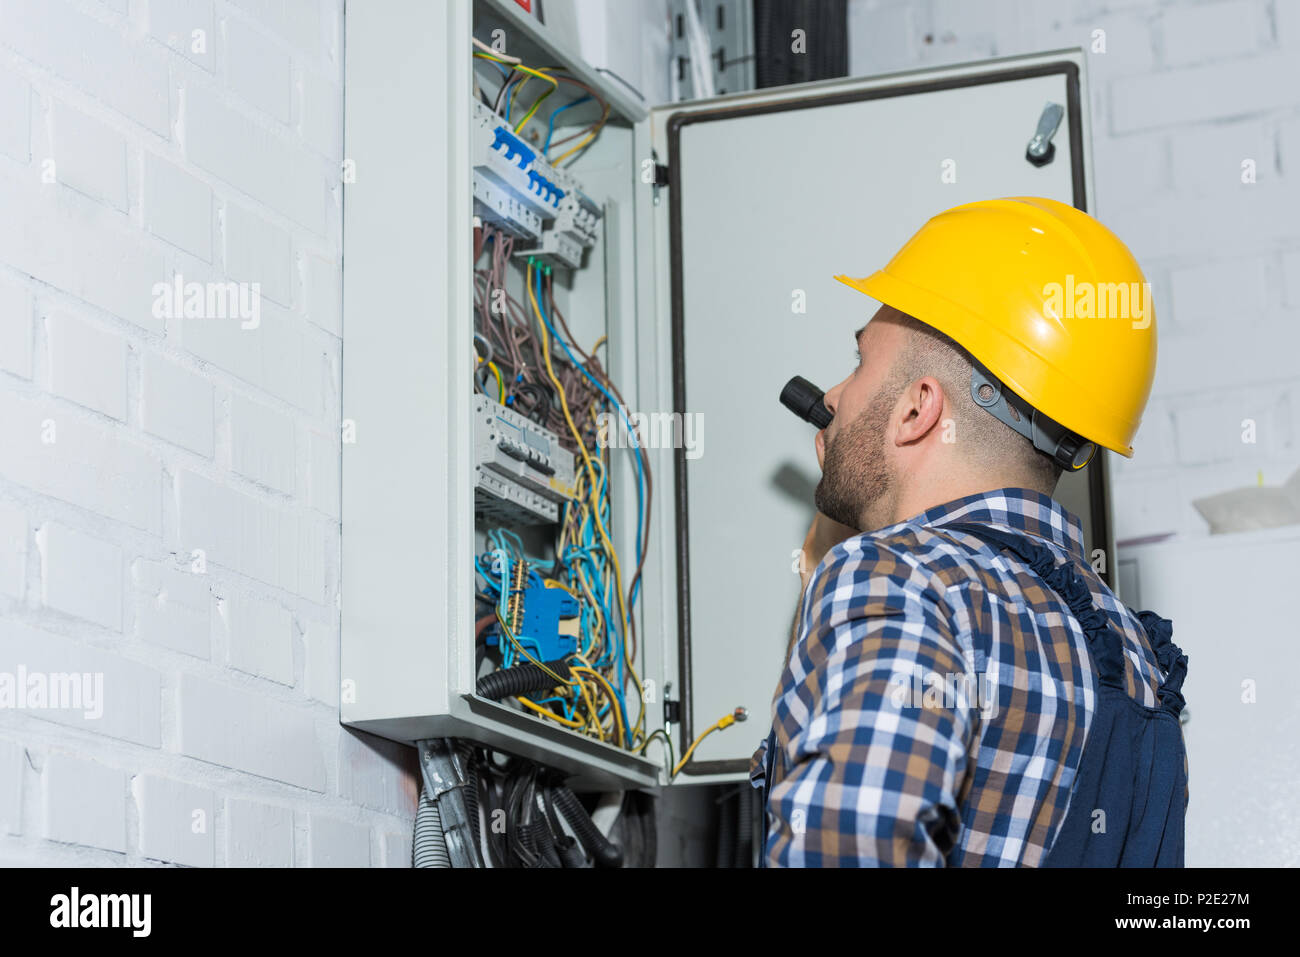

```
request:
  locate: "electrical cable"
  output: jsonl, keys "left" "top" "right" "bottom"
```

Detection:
{"left": 672, "top": 710, "right": 745, "bottom": 778}
{"left": 529, "top": 261, "right": 646, "bottom": 746}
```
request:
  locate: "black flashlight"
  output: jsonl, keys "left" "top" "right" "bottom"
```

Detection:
{"left": 780, "top": 376, "right": 833, "bottom": 429}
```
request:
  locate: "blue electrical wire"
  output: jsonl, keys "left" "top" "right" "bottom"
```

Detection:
{"left": 543, "top": 94, "right": 591, "bottom": 155}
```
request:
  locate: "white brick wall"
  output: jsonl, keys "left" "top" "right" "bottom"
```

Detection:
{"left": 847, "top": 0, "right": 1300, "bottom": 541}
{"left": 42, "top": 753, "right": 127, "bottom": 853}
{"left": 0, "top": 0, "right": 415, "bottom": 867}
{"left": 224, "top": 796, "right": 293, "bottom": 866}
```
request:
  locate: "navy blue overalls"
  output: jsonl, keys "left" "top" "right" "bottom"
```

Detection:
{"left": 757, "top": 522, "right": 1189, "bottom": 867}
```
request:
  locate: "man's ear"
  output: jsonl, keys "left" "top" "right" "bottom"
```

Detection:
{"left": 893, "top": 376, "right": 946, "bottom": 447}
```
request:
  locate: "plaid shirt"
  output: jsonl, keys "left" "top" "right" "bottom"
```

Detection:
{"left": 749, "top": 487, "right": 1168, "bottom": 867}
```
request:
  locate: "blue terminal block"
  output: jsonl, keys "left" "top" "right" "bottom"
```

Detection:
{"left": 527, "top": 170, "right": 565, "bottom": 210}
{"left": 486, "top": 584, "right": 580, "bottom": 662}
{"left": 490, "top": 125, "right": 534, "bottom": 169}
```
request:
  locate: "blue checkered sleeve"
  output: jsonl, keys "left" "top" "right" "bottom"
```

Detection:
{"left": 764, "top": 537, "right": 977, "bottom": 867}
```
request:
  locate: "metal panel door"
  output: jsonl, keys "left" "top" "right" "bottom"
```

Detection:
{"left": 649, "top": 50, "right": 1110, "bottom": 777}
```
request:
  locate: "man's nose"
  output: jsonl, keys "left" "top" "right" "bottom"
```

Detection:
{"left": 823, "top": 376, "right": 849, "bottom": 416}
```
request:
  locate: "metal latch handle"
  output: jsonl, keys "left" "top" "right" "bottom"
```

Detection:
{"left": 1026, "top": 102, "right": 1064, "bottom": 167}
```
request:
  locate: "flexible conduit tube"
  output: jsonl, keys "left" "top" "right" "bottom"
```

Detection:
{"left": 412, "top": 789, "right": 451, "bottom": 868}
{"left": 552, "top": 784, "right": 622, "bottom": 868}
{"left": 476, "top": 660, "right": 572, "bottom": 701}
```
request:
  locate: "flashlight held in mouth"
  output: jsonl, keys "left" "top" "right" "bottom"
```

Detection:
{"left": 780, "top": 376, "right": 833, "bottom": 429}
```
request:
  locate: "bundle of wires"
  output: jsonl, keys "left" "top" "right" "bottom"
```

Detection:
{"left": 472, "top": 38, "right": 611, "bottom": 166}
{"left": 464, "top": 744, "right": 653, "bottom": 868}
{"left": 470, "top": 40, "right": 754, "bottom": 778}
{"left": 473, "top": 224, "right": 606, "bottom": 450}
{"left": 476, "top": 527, "right": 632, "bottom": 748}
{"left": 472, "top": 250, "right": 654, "bottom": 755}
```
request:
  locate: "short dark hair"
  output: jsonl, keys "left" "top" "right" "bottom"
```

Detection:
{"left": 878, "top": 307, "right": 1064, "bottom": 493}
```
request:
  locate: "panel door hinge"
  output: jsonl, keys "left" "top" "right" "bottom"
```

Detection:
{"left": 651, "top": 162, "right": 670, "bottom": 206}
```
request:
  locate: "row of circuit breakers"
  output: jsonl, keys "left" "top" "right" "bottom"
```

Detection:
{"left": 472, "top": 98, "right": 597, "bottom": 524}
{"left": 471, "top": 100, "right": 603, "bottom": 269}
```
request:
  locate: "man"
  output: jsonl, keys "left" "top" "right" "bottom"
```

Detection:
{"left": 752, "top": 197, "right": 1189, "bottom": 867}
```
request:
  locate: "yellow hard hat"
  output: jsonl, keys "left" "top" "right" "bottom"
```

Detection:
{"left": 835, "top": 197, "right": 1156, "bottom": 461}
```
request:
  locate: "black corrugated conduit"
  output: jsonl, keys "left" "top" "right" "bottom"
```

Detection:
{"left": 552, "top": 784, "right": 622, "bottom": 868}
{"left": 476, "top": 659, "right": 572, "bottom": 701}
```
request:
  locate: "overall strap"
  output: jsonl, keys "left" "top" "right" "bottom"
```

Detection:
{"left": 1131, "top": 608, "right": 1189, "bottom": 716}
{"left": 942, "top": 522, "right": 1127, "bottom": 688}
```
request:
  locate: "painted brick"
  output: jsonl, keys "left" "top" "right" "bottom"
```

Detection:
{"left": 36, "top": 521, "right": 123, "bottom": 630}
{"left": 0, "top": 392, "right": 162, "bottom": 534}
{"left": 0, "top": 738, "right": 21, "bottom": 835}
{"left": 1156, "top": 320, "right": 1300, "bottom": 396}
{"left": 0, "top": 0, "right": 351, "bottom": 869}
{"left": 1168, "top": 257, "right": 1268, "bottom": 328}
{"left": 307, "top": 428, "right": 338, "bottom": 516}
{"left": 176, "top": 469, "right": 324, "bottom": 599}
{"left": 1111, "top": 54, "right": 1300, "bottom": 133}
{"left": 382, "top": 829, "right": 411, "bottom": 868}
{"left": 145, "top": 0, "right": 216, "bottom": 72}
{"left": 141, "top": 352, "right": 215, "bottom": 455}
{"left": 1281, "top": 247, "right": 1300, "bottom": 308}
{"left": 301, "top": 68, "right": 341, "bottom": 158}
{"left": 185, "top": 83, "right": 326, "bottom": 235}
{"left": 1159, "top": 0, "right": 1262, "bottom": 67}
{"left": 0, "top": 279, "right": 33, "bottom": 378}
{"left": 303, "top": 617, "right": 337, "bottom": 705}
{"left": 308, "top": 814, "right": 370, "bottom": 867}
{"left": 0, "top": 69, "right": 31, "bottom": 162}
{"left": 176, "top": 673, "right": 325, "bottom": 790}
{"left": 1110, "top": 472, "right": 1184, "bottom": 541}
{"left": 42, "top": 754, "right": 126, "bottom": 853}
{"left": 303, "top": 253, "right": 340, "bottom": 337}
{"left": 338, "top": 731, "right": 416, "bottom": 816}
{"left": 1102, "top": 181, "right": 1300, "bottom": 265}
{"left": 229, "top": 0, "right": 324, "bottom": 60}
{"left": 0, "top": 0, "right": 168, "bottom": 134}
{"left": 46, "top": 311, "right": 128, "bottom": 421}
{"left": 178, "top": 294, "right": 319, "bottom": 414}
{"left": 0, "top": 499, "right": 25, "bottom": 599}
{"left": 1173, "top": 392, "right": 1291, "bottom": 465}
{"left": 51, "top": 102, "right": 128, "bottom": 211}
{"left": 231, "top": 392, "right": 295, "bottom": 492}
{"left": 145, "top": 153, "right": 213, "bottom": 261}
{"left": 1078, "top": 14, "right": 1157, "bottom": 79}
{"left": 224, "top": 203, "right": 293, "bottom": 306}
{"left": 0, "top": 621, "right": 161, "bottom": 746}
{"left": 1092, "top": 131, "right": 1170, "bottom": 209}
{"left": 1168, "top": 120, "right": 1272, "bottom": 194}
{"left": 226, "top": 17, "right": 292, "bottom": 124}
{"left": 133, "top": 774, "right": 215, "bottom": 866}
{"left": 225, "top": 797, "right": 293, "bottom": 866}
{"left": 217, "top": 589, "right": 293, "bottom": 685}
{"left": 132, "top": 559, "right": 212, "bottom": 659}
{"left": 0, "top": 175, "right": 166, "bottom": 335}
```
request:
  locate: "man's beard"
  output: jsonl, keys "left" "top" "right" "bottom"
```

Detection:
{"left": 814, "top": 386, "right": 895, "bottom": 531}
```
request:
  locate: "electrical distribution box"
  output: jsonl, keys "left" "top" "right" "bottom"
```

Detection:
{"left": 341, "top": 0, "right": 1112, "bottom": 789}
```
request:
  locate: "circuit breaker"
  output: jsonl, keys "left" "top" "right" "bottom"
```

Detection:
{"left": 341, "top": 0, "right": 1111, "bottom": 789}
